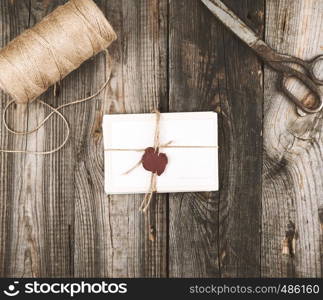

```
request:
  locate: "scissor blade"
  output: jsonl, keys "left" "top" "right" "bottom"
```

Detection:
{"left": 201, "top": 0, "right": 260, "bottom": 47}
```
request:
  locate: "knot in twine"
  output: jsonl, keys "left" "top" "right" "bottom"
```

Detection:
{"left": 0, "top": 0, "right": 116, "bottom": 155}
{"left": 105, "top": 110, "right": 219, "bottom": 213}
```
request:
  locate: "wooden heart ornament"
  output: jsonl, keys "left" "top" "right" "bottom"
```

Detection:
{"left": 142, "top": 147, "right": 168, "bottom": 176}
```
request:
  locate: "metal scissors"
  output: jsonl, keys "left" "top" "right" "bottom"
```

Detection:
{"left": 201, "top": 0, "right": 323, "bottom": 114}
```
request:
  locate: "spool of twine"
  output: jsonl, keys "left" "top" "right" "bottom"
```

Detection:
{"left": 0, "top": 0, "right": 116, "bottom": 155}
{"left": 0, "top": 0, "right": 116, "bottom": 104}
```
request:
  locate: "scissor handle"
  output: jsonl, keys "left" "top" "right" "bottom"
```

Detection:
{"left": 279, "top": 66, "right": 323, "bottom": 114}
{"left": 247, "top": 41, "right": 322, "bottom": 113}
{"left": 271, "top": 52, "right": 323, "bottom": 85}
{"left": 308, "top": 55, "right": 323, "bottom": 85}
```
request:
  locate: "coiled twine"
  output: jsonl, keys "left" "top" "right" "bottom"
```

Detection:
{"left": 0, "top": 0, "right": 116, "bottom": 104}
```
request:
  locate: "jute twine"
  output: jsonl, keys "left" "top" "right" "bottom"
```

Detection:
{"left": 0, "top": 0, "right": 116, "bottom": 154}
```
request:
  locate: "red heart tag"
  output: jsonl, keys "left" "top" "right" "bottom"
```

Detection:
{"left": 142, "top": 147, "right": 168, "bottom": 176}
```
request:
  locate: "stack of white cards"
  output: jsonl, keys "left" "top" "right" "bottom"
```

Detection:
{"left": 103, "top": 111, "right": 218, "bottom": 194}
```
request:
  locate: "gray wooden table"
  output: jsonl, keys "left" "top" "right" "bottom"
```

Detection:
{"left": 0, "top": 0, "right": 322, "bottom": 278}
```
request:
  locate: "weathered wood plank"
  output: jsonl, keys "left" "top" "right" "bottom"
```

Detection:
{"left": 73, "top": 0, "right": 169, "bottom": 277}
{"left": 168, "top": 0, "right": 264, "bottom": 277}
{"left": 0, "top": 0, "right": 72, "bottom": 277}
{"left": 0, "top": 0, "right": 168, "bottom": 278}
{"left": 262, "top": 0, "right": 323, "bottom": 277}
{"left": 0, "top": 0, "right": 169, "bottom": 278}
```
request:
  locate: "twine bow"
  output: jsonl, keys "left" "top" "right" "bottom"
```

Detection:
{"left": 139, "top": 109, "right": 162, "bottom": 212}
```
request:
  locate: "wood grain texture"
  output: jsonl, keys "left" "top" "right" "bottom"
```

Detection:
{"left": 0, "top": 0, "right": 169, "bottom": 278}
{"left": 168, "top": 0, "right": 264, "bottom": 277}
{"left": 75, "top": 0, "right": 169, "bottom": 277}
{"left": 0, "top": 0, "right": 72, "bottom": 277}
{"left": 262, "top": 0, "right": 323, "bottom": 277}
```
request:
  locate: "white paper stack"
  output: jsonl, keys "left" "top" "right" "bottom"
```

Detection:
{"left": 103, "top": 111, "right": 218, "bottom": 194}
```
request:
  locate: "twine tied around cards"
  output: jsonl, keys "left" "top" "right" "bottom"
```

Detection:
{"left": 105, "top": 110, "right": 219, "bottom": 212}
{"left": 0, "top": 0, "right": 116, "bottom": 154}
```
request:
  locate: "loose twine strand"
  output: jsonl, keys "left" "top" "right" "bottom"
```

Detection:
{"left": 0, "top": 51, "right": 112, "bottom": 155}
{"left": 0, "top": 0, "right": 116, "bottom": 155}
